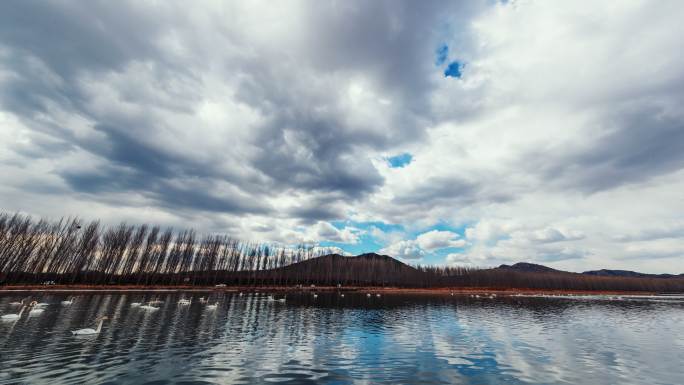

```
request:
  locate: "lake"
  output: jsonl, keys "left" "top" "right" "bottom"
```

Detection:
{"left": 1, "top": 292, "right": 683, "bottom": 384}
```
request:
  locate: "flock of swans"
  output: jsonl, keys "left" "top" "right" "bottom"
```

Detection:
{"left": 1, "top": 291, "right": 388, "bottom": 335}
{"left": 0, "top": 298, "right": 108, "bottom": 335}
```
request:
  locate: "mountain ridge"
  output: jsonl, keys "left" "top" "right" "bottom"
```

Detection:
{"left": 496, "top": 261, "right": 683, "bottom": 278}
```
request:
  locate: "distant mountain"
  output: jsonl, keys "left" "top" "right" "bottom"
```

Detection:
{"left": 497, "top": 262, "right": 560, "bottom": 273}
{"left": 581, "top": 269, "right": 684, "bottom": 279}
{"left": 495, "top": 261, "right": 682, "bottom": 278}
{"left": 280, "top": 252, "right": 415, "bottom": 272}
{"left": 268, "top": 252, "right": 424, "bottom": 285}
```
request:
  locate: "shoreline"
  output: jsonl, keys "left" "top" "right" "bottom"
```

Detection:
{"left": 0, "top": 285, "right": 663, "bottom": 296}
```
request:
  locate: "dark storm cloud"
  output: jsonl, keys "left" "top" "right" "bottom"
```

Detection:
{"left": 393, "top": 176, "right": 513, "bottom": 207}
{"left": 0, "top": 0, "right": 485, "bottom": 224}
{"left": 529, "top": 103, "right": 684, "bottom": 193}
{"left": 0, "top": 1, "right": 261, "bottom": 216}
{"left": 0, "top": 0, "right": 164, "bottom": 116}
{"left": 60, "top": 165, "right": 271, "bottom": 215}
{"left": 0, "top": 0, "right": 166, "bottom": 76}
{"left": 230, "top": 1, "right": 486, "bottom": 201}
{"left": 285, "top": 196, "right": 347, "bottom": 224}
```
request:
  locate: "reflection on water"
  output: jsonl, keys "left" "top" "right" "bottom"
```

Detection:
{"left": 1, "top": 292, "right": 683, "bottom": 384}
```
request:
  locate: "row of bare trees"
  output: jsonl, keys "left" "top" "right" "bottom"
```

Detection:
{"left": 1, "top": 212, "right": 683, "bottom": 291}
{"left": 0, "top": 213, "right": 331, "bottom": 285}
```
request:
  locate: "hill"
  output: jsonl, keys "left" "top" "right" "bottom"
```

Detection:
{"left": 259, "top": 253, "right": 424, "bottom": 286}
{"left": 496, "top": 262, "right": 683, "bottom": 278}
{"left": 582, "top": 269, "right": 684, "bottom": 279}
{"left": 497, "top": 262, "right": 560, "bottom": 273}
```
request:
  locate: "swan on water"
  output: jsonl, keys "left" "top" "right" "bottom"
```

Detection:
{"left": 8, "top": 299, "right": 24, "bottom": 306}
{"left": 376, "top": 294, "right": 381, "bottom": 298}
{"left": 61, "top": 297, "right": 74, "bottom": 305}
{"left": 28, "top": 301, "right": 45, "bottom": 315}
{"left": 340, "top": 294, "right": 345, "bottom": 298}
{"left": 140, "top": 304, "right": 159, "bottom": 311}
{"left": 206, "top": 302, "right": 218, "bottom": 310}
{"left": 313, "top": 293, "right": 318, "bottom": 298}
{"left": 277, "top": 297, "right": 286, "bottom": 303}
{"left": 71, "top": 317, "right": 108, "bottom": 335}
{"left": 1, "top": 306, "right": 26, "bottom": 321}
{"left": 199, "top": 297, "right": 207, "bottom": 304}
{"left": 130, "top": 302, "right": 141, "bottom": 307}
{"left": 366, "top": 293, "right": 371, "bottom": 298}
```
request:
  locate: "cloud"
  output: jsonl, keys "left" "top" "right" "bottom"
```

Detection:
{"left": 313, "top": 222, "right": 360, "bottom": 244}
{"left": 415, "top": 230, "right": 465, "bottom": 250}
{"left": 379, "top": 240, "right": 426, "bottom": 260}
{"left": 435, "top": 44, "right": 449, "bottom": 66}
{"left": 1, "top": 1, "right": 684, "bottom": 273}
{"left": 613, "top": 222, "right": 684, "bottom": 242}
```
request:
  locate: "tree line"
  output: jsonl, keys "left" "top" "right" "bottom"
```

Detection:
{"left": 1, "top": 212, "right": 683, "bottom": 292}
{"left": 416, "top": 265, "right": 684, "bottom": 292}
{"left": 0, "top": 212, "right": 332, "bottom": 286}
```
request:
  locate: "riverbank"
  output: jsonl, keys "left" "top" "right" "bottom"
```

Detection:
{"left": 0, "top": 284, "right": 661, "bottom": 296}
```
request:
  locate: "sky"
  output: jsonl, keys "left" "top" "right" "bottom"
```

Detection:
{"left": 1, "top": 0, "right": 684, "bottom": 273}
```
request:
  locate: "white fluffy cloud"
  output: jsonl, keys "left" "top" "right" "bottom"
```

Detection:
{"left": 380, "top": 229, "right": 466, "bottom": 261}
{"left": 416, "top": 230, "right": 466, "bottom": 251}
{"left": 380, "top": 240, "right": 426, "bottom": 261}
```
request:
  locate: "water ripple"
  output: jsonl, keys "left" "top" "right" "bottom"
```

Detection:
{"left": 1, "top": 293, "right": 683, "bottom": 384}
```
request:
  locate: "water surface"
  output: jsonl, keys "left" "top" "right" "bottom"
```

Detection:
{"left": 1, "top": 292, "right": 683, "bottom": 384}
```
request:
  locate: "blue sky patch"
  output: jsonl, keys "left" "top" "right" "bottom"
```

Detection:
{"left": 387, "top": 153, "right": 413, "bottom": 168}
{"left": 435, "top": 44, "right": 448, "bottom": 66}
{"left": 444, "top": 61, "right": 463, "bottom": 78}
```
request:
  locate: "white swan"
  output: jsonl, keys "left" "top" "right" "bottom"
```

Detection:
{"left": 340, "top": 294, "right": 345, "bottom": 298}
{"left": 313, "top": 293, "right": 318, "bottom": 298}
{"left": 61, "top": 297, "right": 74, "bottom": 305}
{"left": 72, "top": 317, "right": 108, "bottom": 335}
{"left": 28, "top": 301, "right": 45, "bottom": 315}
{"left": 238, "top": 292, "right": 243, "bottom": 297}
{"left": 1, "top": 306, "right": 26, "bottom": 321}
{"left": 277, "top": 297, "right": 286, "bottom": 303}
{"left": 366, "top": 293, "right": 371, "bottom": 298}
{"left": 8, "top": 299, "right": 24, "bottom": 306}
{"left": 206, "top": 302, "right": 218, "bottom": 310}
{"left": 376, "top": 294, "right": 381, "bottom": 298}
{"left": 199, "top": 297, "right": 207, "bottom": 304}
{"left": 130, "top": 302, "right": 141, "bottom": 307}
{"left": 140, "top": 304, "right": 159, "bottom": 311}
{"left": 34, "top": 302, "right": 49, "bottom": 307}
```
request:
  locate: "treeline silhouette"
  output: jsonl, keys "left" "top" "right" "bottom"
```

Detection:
{"left": 0, "top": 213, "right": 335, "bottom": 286}
{"left": 419, "top": 266, "right": 684, "bottom": 292}
{"left": 1, "top": 212, "right": 683, "bottom": 292}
